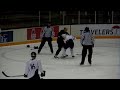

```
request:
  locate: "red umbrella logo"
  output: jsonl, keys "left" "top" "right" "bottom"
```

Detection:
{"left": 112, "top": 26, "right": 120, "bottom": 29}
{"left": 112, "top": 26, "right": 120, "bottom": 35}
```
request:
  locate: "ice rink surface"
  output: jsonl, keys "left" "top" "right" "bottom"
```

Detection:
{"left": 0, "top": 39, "right": 120, "bottom": 79}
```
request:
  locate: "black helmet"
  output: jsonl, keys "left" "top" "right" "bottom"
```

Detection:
{"left": 31, "top": 52, "right": 37, "bottom": 57}
{"left": 84, "top": 27, "right": 90, "bottom": 32}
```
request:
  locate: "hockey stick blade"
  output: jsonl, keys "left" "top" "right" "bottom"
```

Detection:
{"left": 2, "top": 71, "right": 9, "bottom": 77}
{"left": 2, "top": 71, "right": 24, "bottom": 77}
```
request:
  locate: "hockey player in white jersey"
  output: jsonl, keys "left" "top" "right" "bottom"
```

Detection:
{"left": 62, "top": 34, "right": 75, "bottom": 58}
{"left": 24, "top": 52, "right": 45, "bottom": 79}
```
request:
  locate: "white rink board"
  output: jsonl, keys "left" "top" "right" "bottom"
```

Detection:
{"left": 70, "top": 24, "right": 120, "bottom": 36}
{"left": 13, "top": 28, "right": 27, "bottom": 42}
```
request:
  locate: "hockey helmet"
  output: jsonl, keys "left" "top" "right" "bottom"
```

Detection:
{"left": 31, "top": 52, "right": 37, "bottom": 57}
{"left": 84, "top": 27, "right": 90, "bottom": 32}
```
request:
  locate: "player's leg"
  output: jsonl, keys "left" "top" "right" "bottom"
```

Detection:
{"left": 69, "top": 40, "right": 75, "bottom": 57}
{"left": 80, "top": 46, "right": 87, "bottom": 65}
{"left": 38, "top": 37, "right": 46, "bottom": 54}
{"left": 29, "top": 69, "right": 40, "bottom": 80}
{"left": 47, "top": 37, "right": 53, "bottom": 54}
{"left": 29, "top": 74, "right": 40, "bottom": 80}
{"left": 70, "top": 48, "right": 75, "bottom": 57}
{"left": 88, "top": 45, "right": 93, "bottom": 65}
{"left": 62, "top": 42, "right": 68, "bottom": 57}
{"left": 54, "top": 43, "right": 63, "bottom": 58}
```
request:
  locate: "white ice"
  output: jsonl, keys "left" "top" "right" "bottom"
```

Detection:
{"left": 0, "top": 39, "right": 120, "bottom": 79}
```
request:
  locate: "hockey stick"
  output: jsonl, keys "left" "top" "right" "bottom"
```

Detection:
{"left": 2, "top": 71, "right": 24, "bottom": 77}
{"left": 2, "top": 71, "right": 46, "bottom": 79}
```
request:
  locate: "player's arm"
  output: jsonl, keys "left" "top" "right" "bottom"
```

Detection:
{"left": 57, "top": 32, "right": 61, "bottom": 37}
{"left": 51, "top": 28, "right": 55, "bottom": 37}
{"left": 38, "top": 60, "right": 46, "bottom": 77}
{"left": 64, "top": 37, "right": 67, "bottom": 44}
{"left": 80, "top": 34, "right": 85, "bottom": 46}
{"left": 58, "top": 30, "right": 63, "bottom": 37}
{"left": 41, "top": 27, "right": 46, "bottom": 38}
{"left": 65, "top": 32, "right": 69, "bottom": 35}
{"left": 38, "top": 60, "right": 43, "bottom": 72}
{"left": 91, "top": 34, "right": 95, "bottom": 47}
{"left": 24, "top": 62, "right": 29, "bottom": 77}
{"left": 72, "top": 35, "right": 76, "bottom": 40}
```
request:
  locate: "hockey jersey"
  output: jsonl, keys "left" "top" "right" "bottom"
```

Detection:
{"left": 42, "top": 27, "right": 54, "bottom": 38}
{"left": 80, "top": 32, "right": 94, "bottom": 45}
{"left": 57, "top": 30, "right": 69, "bottom": 43}
{"left": 24, "top": 59, "right": 43, "bottom": 78}
{"left": 64, "top": 35, "right": 75, "bottom": 42}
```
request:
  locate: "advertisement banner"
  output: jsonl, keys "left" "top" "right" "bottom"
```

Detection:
{"left": 27, "top": 27, "right": 42, "bottom": 40}
{"left": 0, "top": 31, "right": 13, "bottom": 43}
{"left": 27, "top": 26, "right": 59, "bottom": 40}
{"left": 52, "top": 25, "right": 59, "bottom": 37}
{"left": 77, "top": 24, "right": 120, "bottom": 36}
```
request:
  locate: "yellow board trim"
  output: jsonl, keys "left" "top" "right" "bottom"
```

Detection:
{"left": 0, "top": 38, "right": 57, "bottom": 47}
{"left": 0, "top": 36, "right": 120, "bottom": 47}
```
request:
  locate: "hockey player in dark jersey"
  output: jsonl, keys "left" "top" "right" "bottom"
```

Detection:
{"left": 54, "top": 27, "right": 69, "bottom": 58}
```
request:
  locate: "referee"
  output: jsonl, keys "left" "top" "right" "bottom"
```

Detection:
{"left": 38, "top": 23, "right": 54, "bottom": 54}
{"left": 80, "top": 27, "right": 94, "bottom": 65}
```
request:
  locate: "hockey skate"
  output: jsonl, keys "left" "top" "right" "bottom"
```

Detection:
{"left": 61, "top": 55, "right": 68, "bottom": 58}
{"left": 80, "top": 63, "right": 84, "bottom": 66}
{"left": 54, "top": 55, "right": 59, "bottom": 59}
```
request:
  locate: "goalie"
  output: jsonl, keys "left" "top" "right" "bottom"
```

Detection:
{"left": 24, "top": 52, "right": 45, "bottom": 79}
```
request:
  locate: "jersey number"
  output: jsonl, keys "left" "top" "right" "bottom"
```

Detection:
{"left": 30, "top": 64, "right": 35, "bottom": 69}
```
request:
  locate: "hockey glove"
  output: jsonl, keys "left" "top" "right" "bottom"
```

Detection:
{"left": 41, "top": 71, "right": 46, "bottom": 77}
{"left": 24, "top": 74, "right": 28, "bottom": 78}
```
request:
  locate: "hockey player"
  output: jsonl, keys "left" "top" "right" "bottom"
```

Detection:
{"left": 24, "top": 52, "right": 45, "bottom": 79}
{"left": 54, "top": 27, "right": 69, "bottom": 58}
{"left": 61, "top": 34, "right": 75, "bottom": 58}
{"left": 80, "top": 27, "right": 94, "bottom": 65}
{"left": 38, "top": 22, "right": 54, "bottom": 54}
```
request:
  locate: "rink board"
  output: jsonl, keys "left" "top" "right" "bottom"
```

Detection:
{"left": 0, "top": 24, "right": 120, "bottom": 47}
